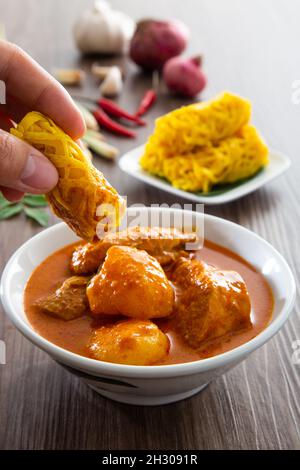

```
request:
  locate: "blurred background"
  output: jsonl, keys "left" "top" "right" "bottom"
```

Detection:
{"left": 1, "top": 0, "right": 299, "bottom": 193}
{"left": 1, "top": 0, "right": 299, "bottom": 162}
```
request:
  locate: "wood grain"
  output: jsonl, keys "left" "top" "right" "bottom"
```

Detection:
{"left": 0, "top": 0, "right": 299, "bottom": 450}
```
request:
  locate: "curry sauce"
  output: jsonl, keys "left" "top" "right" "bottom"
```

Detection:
{"left": 24, "top": 240, "right": 273, "bottom": 365}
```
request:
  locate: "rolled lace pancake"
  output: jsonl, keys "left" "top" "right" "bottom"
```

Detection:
{"left": 162, "top": 125, "right": 269, "bottom": 193}
{"left": 140, "top": 91, "right": 269, "bottom": 193}
{"left": 11, "top": 112, "right": 125, "bottom": 240}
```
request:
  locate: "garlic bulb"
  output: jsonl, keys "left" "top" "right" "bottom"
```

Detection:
{"left": 73, "top": 1, "right": 135, "bottom": 55}
{"left": 100, "top": 66, "right": 123, "bottom": 97}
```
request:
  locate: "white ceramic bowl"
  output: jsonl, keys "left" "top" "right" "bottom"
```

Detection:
{"left": 0, "top": 208, "right": 296, "bottom": 406}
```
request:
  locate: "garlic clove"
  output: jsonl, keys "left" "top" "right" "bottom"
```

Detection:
{"left": 100, "top": 66, "right": 123, "bottom": 97}
{"left": 54, "top": 68, "right": 85, "bottom": 86}
{"left": 91, "top": 63, "right": 112, "bottom": 80}
{"left": 92, "top": 63, "right": 125, "bottom": 81}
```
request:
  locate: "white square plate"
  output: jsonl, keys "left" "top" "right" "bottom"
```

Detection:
{"left": 119, "top": 145, "right": 290, "bottom": 204}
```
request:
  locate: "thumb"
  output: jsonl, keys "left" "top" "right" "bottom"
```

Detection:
{"left": 0, "top": 129, "right": 58, "bottom": 193}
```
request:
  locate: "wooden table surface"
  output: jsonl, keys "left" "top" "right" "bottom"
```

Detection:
{"left": 0, "top": 0, "right": 299, "bottom": 450}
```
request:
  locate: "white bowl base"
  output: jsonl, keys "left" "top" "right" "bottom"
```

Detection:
{"left": 86, "top": 383, "right": 209, "bottom": 406}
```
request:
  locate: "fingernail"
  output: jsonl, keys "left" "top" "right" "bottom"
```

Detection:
{"left": 19, "top": 154, "right": 58, "bottom": 191}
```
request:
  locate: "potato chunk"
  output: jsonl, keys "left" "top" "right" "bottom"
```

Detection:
{"left": 88, "top": 320, "right": 169, "bottom": 365}
{"left": 171, "top": 258, "right": 251, "bottom": 348}
{"left": 71, "top": 226, "right": 197, "bottom": 275}
{"left": 87, "top": 246, "right": 174, "bottom": 319}
{"left": 35, "top": 276, "right": 89, "bottom": 320}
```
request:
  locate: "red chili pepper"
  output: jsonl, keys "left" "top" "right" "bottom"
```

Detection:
{"left": 135, "top": 89, "right": 157, "bottom": 117}
{"left": 98, "top": 98, "right": 146, "bottom": 126}
{"left": 93, "top": 108, "right": 136, "bottom": 138}
{"left": 0, "top": 108, "right": 14, "bottom": 129}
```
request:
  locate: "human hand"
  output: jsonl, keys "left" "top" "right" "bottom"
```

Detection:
{"left": 0, "top": 40, "right": 85, "bottom": 202}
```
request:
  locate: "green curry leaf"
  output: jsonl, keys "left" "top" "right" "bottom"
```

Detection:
{"left": 0, "top": 194, "right": 11, "bottom": 210}
{"left": 23, "top": 194, "right": 48, "bottom": 207}
{"left": 0, "top": 203, "right": 23, "bottom": 220}
{"left": 0, "top": 192, "right": 50, "bottom": 226}
{"left": 24, "top": 206, "right": 49, "bottom": 227}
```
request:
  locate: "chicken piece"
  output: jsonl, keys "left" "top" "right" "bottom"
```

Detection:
{"left": 171, "top": 258, "right": 251, "bottom": 348}
{"left": 88, "top": 320, "right": 170, "bottom": 365}
{"left": 11, "top": 112, "right": 125, "bottom": 241}
{"left": 35, "top": 276, "right": 89, "bottom": 320}
{"left": 71, "top": 226, "right": 197, "bottom": 274}
{"left": 87, "top": 245, "right": 174, "bottom": 319}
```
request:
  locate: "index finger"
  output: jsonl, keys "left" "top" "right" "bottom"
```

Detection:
{"left": 0, "top": 40, "right": 85, "bottom": 139}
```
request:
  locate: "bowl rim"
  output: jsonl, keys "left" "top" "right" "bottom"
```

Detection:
{"left": 0, "top": 210, "right": 296, "bottom": 379}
